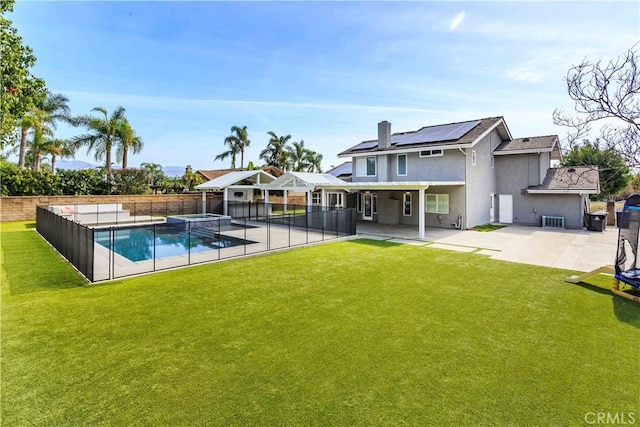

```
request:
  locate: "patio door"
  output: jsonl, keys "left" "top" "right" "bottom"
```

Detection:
{"left": 363, "top": 193, "right": 374, "bottom": 220}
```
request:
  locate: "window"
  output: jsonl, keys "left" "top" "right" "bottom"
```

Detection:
{"left": 373, "top": 195, "right": 378, "bottom": 214}
{"left": 312, "top": 192, "right": 322, "bottom": 205}
{"left": 357, "top": 193, "right": 362, "bottom": 213}
{"left": 403, "top": 192, "right": 412, "bottom": 216}
{"left": 419, "top": 149, "right": 443, "bottom": 158}
{"left": 397, "top": 154, "right": 407, "bottom": 176}
{"left": 356, "top": 157, "right": 377, "bottom": 177}
{"left": 425, "top": 194, "right": 449, "bottom": 214}
{"left": 328, "top": 192, "right": 343, "bottom": 208}
{"left": 471, "top": 150, "right": 477, "bottom": 166}
{"left": 490, "top": 155, "right": 494, "bottom": 169}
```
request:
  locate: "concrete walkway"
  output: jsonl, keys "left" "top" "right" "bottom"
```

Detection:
{"left": 356, "top": 223, "right": 618, "bottom": 272}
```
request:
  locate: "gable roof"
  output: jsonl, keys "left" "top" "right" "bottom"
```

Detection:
{"left": 493, "top": 135, "right": 560, "bottom": 158}
{"left": 195, "top": 170, "right": 276, "bottom": 191}
{"left": 527, "top": 166, "right": 600, "bottom": 194}
{"left": 338, "top": 117, "right": 510, "bottom": 157}
{"left": 196, "top": 169, "right": 238, "bottom": 181}
{"left": 262, "top": 172, "right": 347, "bottom": 191}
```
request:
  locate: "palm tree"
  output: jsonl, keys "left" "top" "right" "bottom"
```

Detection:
{"left": 27, "top": 122, "right": 54, "bottom": 170}
{"left": 18, "top": 91, "right": 71, "bottom": 168}
{"left": 71, "top": 106, "right": 127, "bottom": 178}
{"left": 43, "top": 138, "right": 75, "bottom": 172}
{"left": 141, "top": 162, "right": 164, "bottom": 185}
{"left": 287, "top": 140, "right": 310, "bottom": 172}
{"left": 116, "top": 119, "right": 143, "bottom": 169}
{"left": 260, "top": 131, "right": 291, "bottom": 170}
{"left": 216, "top": 125, "right": 251, "bottom": 169}
{"left": 305, "top": 150, "right": 323, "bottom": 173}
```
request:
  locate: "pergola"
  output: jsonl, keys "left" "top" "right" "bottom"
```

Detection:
{"left": 195, "top": 170, "right": 276, "bottom": 215}
{"left": 260, "top": 172, "right": 348, "bottom": 209}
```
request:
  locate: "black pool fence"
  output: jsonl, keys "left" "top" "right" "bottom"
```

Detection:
{"left": 36, "top": 203, "right": 356, "bottom": 282}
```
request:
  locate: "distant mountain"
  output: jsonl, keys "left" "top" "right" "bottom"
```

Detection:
{"left": 162, "top": 166, "right": 186, "bottom": 177}
{"left": 56, "top": 160, "right": 96, "bottom": 170}
{"left": 55, "top": 161, "right": 186, "bottom": 177}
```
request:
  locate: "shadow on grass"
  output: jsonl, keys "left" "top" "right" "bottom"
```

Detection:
{"left": 350, "top": 238, "right": 403, "bottom": 248}
{"left": 612, "top": 289, "right": 640, "bottom": 328}
{"left": 572, "top": 278, "right": 640, "bottom": 328}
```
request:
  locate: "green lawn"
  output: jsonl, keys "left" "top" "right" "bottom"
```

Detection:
{"left": 2, "top": 221, "right": 639, "bottom": 426}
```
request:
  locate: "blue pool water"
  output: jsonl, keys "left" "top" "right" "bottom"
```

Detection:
{"left": 95, "top": 226, "right": 255, "bottom": 262}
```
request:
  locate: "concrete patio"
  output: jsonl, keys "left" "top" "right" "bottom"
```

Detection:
{"left": 355, "top": 222, "right": 618, "bottom": 272}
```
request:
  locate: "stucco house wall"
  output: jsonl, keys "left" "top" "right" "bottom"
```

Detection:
{"left": 464, "top": 130, "right": 503, "bottom": 228}
{"left": 495, "top": 154, "right": 586, "bottom": 228}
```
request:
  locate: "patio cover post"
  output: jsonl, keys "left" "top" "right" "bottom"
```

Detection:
{"left": 201, "top": 190, "right": 207, "bottom": 215}
{"left": 264, "top": 189, "right": 270, "bottom": 219}
{"left": 419, "top": 188, "right": 426, "bottom": 240}
{"left": 321, "top": 188, "right": 326, "bottom": 210}
{"left": 223, "top": 188, "right": 228, "bottom": 216}
{"left": 283, "top": 190, "right": 288, "bottom": 214}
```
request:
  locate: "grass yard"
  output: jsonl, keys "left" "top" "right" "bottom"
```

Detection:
{"left": 2, "top": 221, "right": 639, "bottom": 426}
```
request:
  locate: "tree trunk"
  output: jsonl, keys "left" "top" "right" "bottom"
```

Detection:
{"left": 18, "top": 126, "right": 28, "bottom": 168}
{"left": 122, "top": 146, "right": 128, "bottom": 170}
{"left": 51, "top": 155, "right": 57, "bottom": 174}
{"left": 105, "top": 142, "right": 112, "bottom": 179}
{"left": 240, "top": 149, "right": 244, "bottom": 170}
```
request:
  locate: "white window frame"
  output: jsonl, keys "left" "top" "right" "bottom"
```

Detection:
{"left": 355, "top": 156, "right": 377, "bottom": 177}
{"left": 419, "top": 149, "right": 444, "bottom": 158}
{"left": 311, "top": 192, "right": 322, "bottom": 205}
{"left": 327, "top": 192, "right": 344, "bottom": 209}
{"left": 403, "top": 192, "right": 412, "bottom": 216}
{"left": 425, "top": 194, "right": 449, "bottom": 214}
{"left": 397, "top": 154, "right": 407, "bottom": 176}
{"left": 471, "top": 150, "right": 477, "bottom": 166}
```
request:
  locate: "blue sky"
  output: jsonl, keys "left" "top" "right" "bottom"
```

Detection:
{"left": 9, "top": 1, "right": 640, "bottom": 172}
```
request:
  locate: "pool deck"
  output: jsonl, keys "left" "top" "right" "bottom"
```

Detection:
{"left": 92, "top": 221, "right": 341, "bottom": 281}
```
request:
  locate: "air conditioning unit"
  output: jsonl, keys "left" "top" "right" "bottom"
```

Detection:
{"left": 542, "top": 216, "right": 565, "bottom": 228}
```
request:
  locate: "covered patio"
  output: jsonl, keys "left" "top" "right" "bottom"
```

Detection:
{"left": 195, "top": 170, "right": 276, "bottom": 215}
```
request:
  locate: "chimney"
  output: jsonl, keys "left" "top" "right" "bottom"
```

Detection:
{"left": 378, "top": 121, "right": 391, "bottom": 149}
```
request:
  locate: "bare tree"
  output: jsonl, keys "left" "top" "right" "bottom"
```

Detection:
{"left": 553, "top": 44, "right": 640, "bottom": 165}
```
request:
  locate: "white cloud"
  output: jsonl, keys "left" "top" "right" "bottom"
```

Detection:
{"left": 505, "top": 69, "right": 544, "bottom": 83}
{"left": 449, "top": 11, "right": 466, "bottom": 31}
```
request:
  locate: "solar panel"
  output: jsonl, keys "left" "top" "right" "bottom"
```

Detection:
{"left": 392, "top": 120, "right": 481, "bottom": 146}
{"left": 350, "top": 140, "right": 378, "bottom": 151}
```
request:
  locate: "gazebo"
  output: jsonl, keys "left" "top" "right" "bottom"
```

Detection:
{"left": 195, "top": 170, "right": 276, "bottom": 215}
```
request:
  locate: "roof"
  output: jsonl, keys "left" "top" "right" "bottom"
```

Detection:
{"left": 338, "top": 117, "right": 510, "bottom": 157}
{"left": 195, "top": 170, "right": 276, "bottom": 191}
{"left": 196, "top": 169, "right": 238, "bottom": 181}
{"left": 263, "top": 172, "right": 347, "bottom": 191}
{"left": 326, "top": 162, "right": 352, "bottom": 178}
{"left": 527, "top": 166, "right": 600, "bottom": 194}
{"left": 494, "top": 135, "right": 559, "bottom": 155}
{"left": 197, "top": 166, "right": 283, "bottom": 181}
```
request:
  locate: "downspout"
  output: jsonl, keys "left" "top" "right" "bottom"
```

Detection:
{"left": 459, "top": 147, "right": 468, "bottom": 229}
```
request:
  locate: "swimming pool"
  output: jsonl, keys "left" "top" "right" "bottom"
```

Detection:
{"left": 95, "top": 226, "right": 256, "bottom": 262}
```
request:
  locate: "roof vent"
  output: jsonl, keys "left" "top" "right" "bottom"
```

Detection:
{"left": 568, "top": 168, "right": 576, "bottom": 173}
{"left": 522, "top": 138, "right": 530, "bottom": 142}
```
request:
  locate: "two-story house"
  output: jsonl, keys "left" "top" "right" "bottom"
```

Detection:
{"left": 333, "top": 117, "right": 599, "bottom": 237}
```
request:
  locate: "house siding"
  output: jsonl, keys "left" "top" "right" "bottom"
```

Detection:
{"left": 495, "top": 153, "right": 584, "bottom": 228}
{"left": 391, "top": 150, "right": 466, "bottom": 181}
{"left": 464, "top": 130, "right": 502, "bottom": 228}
